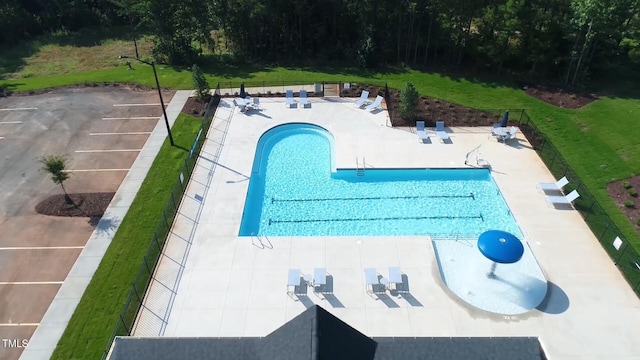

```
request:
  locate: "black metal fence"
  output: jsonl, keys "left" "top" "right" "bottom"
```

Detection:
{"left": 517, "top": 111, "right": 640, "bottom": 296}
{"left": 101, "top": 93, "right": 220, "bottom": 359}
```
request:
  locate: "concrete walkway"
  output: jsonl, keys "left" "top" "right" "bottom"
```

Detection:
{"left": 19, "top": 90, "right": 192, "bottom": 360}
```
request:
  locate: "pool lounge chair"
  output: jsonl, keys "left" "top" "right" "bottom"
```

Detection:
{"left": 312, "top": 267, "right": 328, "bottom": 297}
{"left": 285, "top": 90, "right": 295, "bottom": 108}
{"left": 388, "top": 266, "right": 403, "bottom": 292}
{"left": 364, "top": 95, "right": 383, "bottom": 112}
{"left": 435, "top": 121, "right": 449, "bottom": 142}
{"left": 364, "top": 268, "right": 384, "bottom": 295}
{"left": 546, "top": 189, "right": 580, "bottom": 206}
{"left": 299, "top": 89, "right": 310, "bottom": 108}
{"left": 416, "top": 121, "right": 429, "bottom": 143}
{"left": 537, "top": 176, "right": 569, "bottom": 192}
{"left": 287, "top": 268, "right": 301, "bottom": 297}
{"left": 354, "top": 90, "right": 370, "bottom": 107}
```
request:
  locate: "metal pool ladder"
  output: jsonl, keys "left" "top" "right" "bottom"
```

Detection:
{"left": 356, "top": 157, "right": 366, "bottom": 176}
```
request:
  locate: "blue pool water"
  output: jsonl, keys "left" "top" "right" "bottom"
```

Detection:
{"left": 239, "top": 123, "right": 522, "bottom": 237}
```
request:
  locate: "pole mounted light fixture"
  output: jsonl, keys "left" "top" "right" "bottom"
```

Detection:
{"left": 119, "top": 55, "right": 174, "bottom": 146}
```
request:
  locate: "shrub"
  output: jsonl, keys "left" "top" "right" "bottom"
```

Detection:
{"left": 630, "top": 189, "right": 638, "bottom": 197}
{"left": 624, "top": 200, "right": 634, "bottom": 208}
{"left": 623, "top": 181, "right": 631, "bottom": 189}
{"left": 191, "top": 64, "right": 210, "bottom": 101}
{"left": 399, "top": 82, "right": 419, "bottom": 121}
{"left": 637, "top": 218, "right": 640, "bottom": 226}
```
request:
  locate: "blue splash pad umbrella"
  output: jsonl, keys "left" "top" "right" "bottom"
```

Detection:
{"left": 478, "top": 230, "right": 524, "bottom": 278}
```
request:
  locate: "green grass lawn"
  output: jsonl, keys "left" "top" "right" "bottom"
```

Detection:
{"left": 50, "top": 114, "right": 201, "bottom": 360}
{"left": 4, "top": 28, "right": 640, "bottom": 357}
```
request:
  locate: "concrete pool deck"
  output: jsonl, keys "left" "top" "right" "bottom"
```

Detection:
{"left": 132, "top": 97, "right": 640, "bottom": 359}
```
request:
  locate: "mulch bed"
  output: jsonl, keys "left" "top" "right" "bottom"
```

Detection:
{"left": 521, "top": 84, "right": 598, "bottom": 109}
{"left": 607, "top": 177, "right": 640, "bottom": 231}
{"left": 35, "top": 192, "right": 115, "bottom": 217}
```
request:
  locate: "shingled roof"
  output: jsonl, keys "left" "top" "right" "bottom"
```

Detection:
{"left": 108, "top": 305, "right": 544, "bottom": 360}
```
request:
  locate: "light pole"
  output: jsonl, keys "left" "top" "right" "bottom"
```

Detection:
{"left": 119, "top": 55, "right": 174, "bottom": 146}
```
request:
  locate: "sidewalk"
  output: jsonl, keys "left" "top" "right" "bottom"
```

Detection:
{"left": 19, "top": 90, "right": 192, "bottom": 360}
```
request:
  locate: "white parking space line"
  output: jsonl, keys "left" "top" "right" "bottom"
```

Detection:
{"left": 0, "top": 281, "right": 63, "bottom": 285}
{"left": 113, "top": 103, "right": 161, "bottom": 107}
{"left": 66, "top": 169, "right": 130, "bottom": 172}
{"left": 102, "top": 117, "right": 158, "bottom": 120}
{"left": 0, "top": 108, "right": 37, "bottom": 111}
{"left": 0, "top": 121, "right": 23, "bottom": 124}
{"left": 0, "top": 323, "right": 39, "bottom": 327}
{"left": 90, "top": 132, "right": 152, "bottom": 136}
{"left": 0, "top": 246, "right": 84, "bottom": 250}
{"left": 75, "top": 149, "right": 142, "bottom": 153}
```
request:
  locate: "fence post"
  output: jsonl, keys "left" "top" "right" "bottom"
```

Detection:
{"left": 549, "top": 151, "right": 557, "bottom": 171}
{"left": 600, "top": 222, "right": 610, "bottom": 239}
{"left": 119, "top": 314, "right": 130, "bottom": 334}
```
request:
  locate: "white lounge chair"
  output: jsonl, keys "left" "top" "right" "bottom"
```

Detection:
{"left": 416, "top": 121, "right": 429, "bottom": 143}
{"left": 546, "top": 190, "right": 580, "bottom": 205}
{"left": 252, "top": 97, "right": 260, "bottom": 110}
{"left": 364, "top": 268, "right": 384, "bottom": 295}
{"left": 388, "top": 266, "right": 403, "bottom": 292}
{"left": 364, "top": 95, "right": 383, "bottom": 111}
{"left": 312, "top": 267, "right": 328, "bottom": 296}
{"left": 285, "top": 90, "right": 295, "bottom": 108}
{"left": 435, "top": 121, "right": 449, "bottom": 142}
{"left": 537, "top": 176, "right": 569, "bottom": 192}
{"left": 354, "top": 90, "right": 370, "bottom": 107}
{"left": 287, "top": 268, "right": 301, "bottom": 296}
{"left": 299, "top": 89, "right": 310, "bottom": 108}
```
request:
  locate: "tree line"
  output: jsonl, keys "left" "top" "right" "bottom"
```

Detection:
{"left": 2, "top": 0, "right": 640, "bottom": 85}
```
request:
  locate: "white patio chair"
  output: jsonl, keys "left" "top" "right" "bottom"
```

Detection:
{"left": 435, "top": 121, "right": 449, "bottom": 142}
{"left": 537, "top": 176, "right": 569, "bottom": 192}
{"left": 354, "top": 90, "right": 370, "bottom": 107}
{"left": 299, "top": 89, "right": 310, "bottom": 108}
{"left": 364, "top": 95, "right": 383, "bottom": 111}
{"left": 416, "top": 121, "right": 429, "bottom": 143}
{"left": 285, "top": 90, "right": 295, "bottom": 108}
{"left": 546, "top": 190, "right": 580, "bottom": 206}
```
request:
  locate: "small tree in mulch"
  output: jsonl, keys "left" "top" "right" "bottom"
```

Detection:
{"left": 191, "top": 64, "right": 210, "bottom": 101}
{"left": 399, "top": 81, "right": 419, "bottom": 122}
{"left": 39, "top": 155, "right": 72, "bottom": 204}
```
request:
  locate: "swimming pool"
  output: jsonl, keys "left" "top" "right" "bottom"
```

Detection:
{"left": 239, "top": 123, "right": 523, "bottom": 237}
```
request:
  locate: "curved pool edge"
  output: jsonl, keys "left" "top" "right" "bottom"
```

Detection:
{"left": 432, "top": 238, "right": 548, "bottom": 316}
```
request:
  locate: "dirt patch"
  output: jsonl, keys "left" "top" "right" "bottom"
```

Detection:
{"left": 181, "top": 96, "right": 209, "bottom": 116}
{"left": 521, "top": 84, "right": 598, "bottom": 109}
{"left": 607, "top": 176, "right": 640, "bottom": 233}
{"left": 35, "top": 192, "right": 115, "bottom": 218}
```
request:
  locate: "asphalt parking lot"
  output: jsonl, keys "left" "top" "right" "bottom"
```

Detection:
{"left": 0, "top": 86, "right": 174, "bottom": 360}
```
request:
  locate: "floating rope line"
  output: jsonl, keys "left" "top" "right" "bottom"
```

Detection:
{"left": 269, "top": 214, "right": 483, "bottom": 225}
{"left": 271, "top": 193, "right": 475, "bottom": 203}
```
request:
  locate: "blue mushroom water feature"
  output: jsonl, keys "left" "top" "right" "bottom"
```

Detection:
{"left": 478, "top": 230, "right": 524, "bottom": 278}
